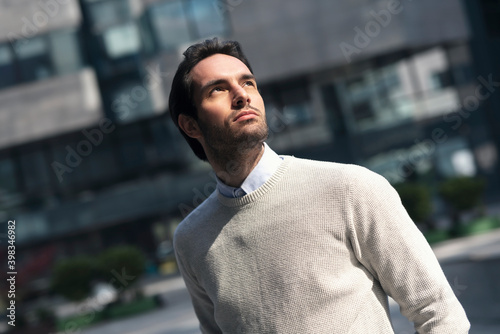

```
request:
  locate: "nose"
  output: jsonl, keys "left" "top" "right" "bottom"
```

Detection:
{"left": 232, "top": 85, "right": 251, "bottom": 109}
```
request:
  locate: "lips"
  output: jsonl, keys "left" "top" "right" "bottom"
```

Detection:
{"left": 233, "top": 110, "right": 259, "bottom": 122}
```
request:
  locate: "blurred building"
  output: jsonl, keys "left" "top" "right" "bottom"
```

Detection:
{"left": 1, "top": 0, "right": 499, "bottom": 297}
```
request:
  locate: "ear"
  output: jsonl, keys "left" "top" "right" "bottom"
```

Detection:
{"left": 178, "top": 114, "right": 202, "bottom": 139}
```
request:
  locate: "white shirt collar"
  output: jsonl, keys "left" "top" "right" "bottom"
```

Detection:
{"left": 217, "top": 143, "right": 283, "bottom": 198}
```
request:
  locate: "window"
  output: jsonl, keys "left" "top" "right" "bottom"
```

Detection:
{"left": 280, "top": 85, "right": 313, "bottom": 125}
{"left": 149, "top": 118, "right": 176, "bottom": 163}
{"left": 19, "top": 150, "right": 51, "bottom": 191}
{"left": 342, "top": 66, "right": 413, "bottom": 132}
{"left": 87, "top": 138, "right": 118, "bottom": 183}
{"left": 150, "top": 0, "right": 229, "bottom": 50}
{"left": 436, "top": 137, "right": 477, "bottom": 178}
{"left": 0, "top": 157, "right": 18, "bottom": 198}
{"left": 83, "top": 0, "right": 143, "bottom": 59}
{"left": 109, "top": 78, "right": 154, "bottom": 123}
{"left": 13, "top": 37, "right": 52, "bottom": 82}
{"left": 86, "top": 0, "right": 132, "bottom": 32}
{"left": 49, "top": 30, "right": 84, "bottom": 74}
{"left": 320, "top": 83, "right": 347, "bottom": 137}
{"left": 150, "top": 0, "right": 191, "bottom": 50}
{"left": 261, "top": 81, "right": 313, "bottom": 128}
{"left": 51, "top": 141, "right": 83, "bottom": 188}
{"left": 0, "top": 29, "right": 83, "bottom": 90}
{"left": 0, "top": 45, "right": 16, "bottom": 89}
{"left": 337, "top": 47, "right": 463, "bottom": 133}
{"left": 189, "top": 0, "right": 227, "bottom": 38}
{"left": 118, "top": 125, "right": 147, "bottom": 171}
{"left": 411, "top": 47, "right": 460, "bottom": 118}
{"left": 103, "top": 22, "right": 142, "bottom": 58}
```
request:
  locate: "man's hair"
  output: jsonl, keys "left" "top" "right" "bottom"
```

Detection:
{"left": 168, "top": 38, "right": 254, "bottom": 161}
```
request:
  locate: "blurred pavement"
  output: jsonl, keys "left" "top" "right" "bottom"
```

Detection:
{"left": 79, "top": 229, "right": 500, "bottom": 334}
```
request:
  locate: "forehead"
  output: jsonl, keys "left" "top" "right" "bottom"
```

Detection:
{"left": 190, "top": 54, "right": 252, "bottom": 87}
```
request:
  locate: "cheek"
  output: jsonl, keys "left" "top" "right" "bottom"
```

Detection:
{"left": 257, "top": 98, "right": 266, "bottom": 114}
{"left": 200, "top": 104, "right": 228, "bottom": 124}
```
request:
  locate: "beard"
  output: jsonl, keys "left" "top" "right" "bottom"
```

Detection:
{"left": 198, "top": 115, "right": 269, "bottom": 162}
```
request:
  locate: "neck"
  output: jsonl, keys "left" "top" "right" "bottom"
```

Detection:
{"left": 209, "top": 143, "right": 265, "bottom": 188}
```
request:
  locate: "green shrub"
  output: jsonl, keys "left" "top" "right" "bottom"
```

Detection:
{"left": 439, "top": 176, "right": 485, "bottom": 212}
{"left": 51, "top": 246, "right": 146, "bottom": 302}
{"left": 394, "top": 182, "right": 433, "bottom": 224}
{"left": 424, "top": 229, "right": 450, "bottom": 244}
{"left": 98, "top": 246, "right": 146, "bottom": 290}
{"left": 439, "top": 176, "right": 486, "bottom": 236}
{"left": 51, "top": 256, "right": 100, "bottom": 301}
{"left": 458, "top": 216, "right": 500, "bottom": 236}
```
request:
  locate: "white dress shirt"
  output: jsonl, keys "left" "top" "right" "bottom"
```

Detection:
{"left": 216, "top": 143, "right": 283, "bottom": 198}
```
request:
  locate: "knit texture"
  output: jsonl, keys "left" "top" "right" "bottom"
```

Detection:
{"left": 174, "top": 156, "right": 470, "bottom": 334}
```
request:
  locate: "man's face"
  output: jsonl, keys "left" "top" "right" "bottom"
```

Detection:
{"left": 188, "top": 54, "right": 268, "bottom": 155}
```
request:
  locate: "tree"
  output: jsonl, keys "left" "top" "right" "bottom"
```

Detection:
{"left": 439, "top": 176, "right": 485, "bottom": 236}
{"left": 394, "top": 182, "right": 433, "bottom": 229}
{"left": 51, "top": 256, "right": 100, "bottom": 301}
{"left": 98, "top": 245, "right": 146, "bottom": 298}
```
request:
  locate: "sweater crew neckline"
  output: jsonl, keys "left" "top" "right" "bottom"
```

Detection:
{"left": 217, "top": 156, "right": 292, "bottom": 207}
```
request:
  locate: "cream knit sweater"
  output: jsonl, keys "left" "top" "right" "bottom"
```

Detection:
{"left": 174, "top": 156, "right": 470, "bottom": 333}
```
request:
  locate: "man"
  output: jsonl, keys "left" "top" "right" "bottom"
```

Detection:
{"left": 169, "top": 38, "right": 470, "bottom": 333}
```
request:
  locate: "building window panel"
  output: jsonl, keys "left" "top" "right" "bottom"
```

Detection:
{"left": 150, "top": 118, "right": 176, "bottom": 162}
{"left": 279, "top": 84, "right": 313, "bottom": 126}
{"left": 151, "top": 0, "right": 191, "bottom": 50}
{"left": 88, "top": 139, "right": 117, "bottom": 182}
{"left": 118, "top": 125, "right": 147, "bottom": 171}
{"left": 13, "top": 37, "right": 53, "bottom": 82}
{"left": 49, "top": 30, "right": 83, "bottom": 75}
{"left": 189, "top": 0, "right": 227, "bottom": 38}
{"left": 0, "top": 45, "right": 16, "bottom": 89}
{"left": 20, "top": 150, "right": 51, "bottom": 191}
{"left": 110, "top": 78, "right": 154, "bottom": 122}
{"left": 86, "top": 0, "right": 132, "bottom": 32}
{"left": 0, "top": 157, "right": 18, "bottom": 197}
{"left": 103, "top": 22, "right": 142, "bottom": 58}
{"left": 51, "top": 142, "right": 82, "bottom": 188}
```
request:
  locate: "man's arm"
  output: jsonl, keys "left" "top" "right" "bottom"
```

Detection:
{"left": 174, "top": 238, "right": 222, "bottom": 334}
{"left": 347, "top": 168, "right": 470, "bottom": 333}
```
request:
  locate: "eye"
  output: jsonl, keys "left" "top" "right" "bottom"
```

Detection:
{"left": 243, "top": 81, "right": 255, "bottom": 87}
{"left": 210, "top": 86, "right": 224, "bottom": 95}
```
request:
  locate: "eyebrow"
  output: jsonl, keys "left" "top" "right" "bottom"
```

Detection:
{"left": 200, "top": 73, "right": 256, "bottom": 95}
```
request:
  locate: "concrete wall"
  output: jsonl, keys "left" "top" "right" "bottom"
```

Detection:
{"left": 228, "top": 0, "right": 470, "bottom": 82}
{"left": 0, "top": 0, "right": 81, "bottom": 43}
{"left": 0, "top": 68, "right": 103, "bottom": 149}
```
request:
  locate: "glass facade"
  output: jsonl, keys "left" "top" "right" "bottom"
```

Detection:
{"left": 150, "top": 0, "right": 228, "bottom": 50}
{"left": 261, "top": 80, "right": 313, "bottom": 128}
{"left": 0, "top": 29, "right": 83, "bottom": 89}
{"left": 328, "top": 47, "right": 463, "bottom": 134}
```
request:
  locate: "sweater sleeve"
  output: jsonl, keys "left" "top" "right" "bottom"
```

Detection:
{"left": 174, "top": 232, "right": 222, "bottom": 334}
{"left": 346, "top": 167, "right": 470, "bottom": 333}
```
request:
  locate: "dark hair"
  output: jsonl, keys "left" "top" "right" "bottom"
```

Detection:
{"left": 168, "top": 38, "right": 254, "bottom": 161}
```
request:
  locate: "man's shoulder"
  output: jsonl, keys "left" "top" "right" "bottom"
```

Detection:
{"left": 287, "top": 156, "right": 392, "bottom": 195}
{"left": 290, "top": 156, "right": 383, "bottom": 181}
{"left": 174, "top": 191, "right": 219, "bottom": 244}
